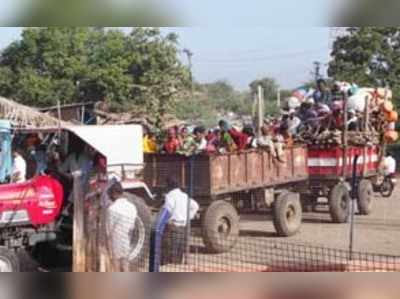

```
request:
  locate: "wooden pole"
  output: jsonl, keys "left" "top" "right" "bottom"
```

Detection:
{"left": 363, "top": 95, "right": 370, "bottom": 176}
{"left": 342, "top": 93, "right": 349, "bottom": 178}
{"left": 257, "top": 86, "right": 264, "bottom": 138}
{"left": 57, "top": 100, "right": 62, "bottom": 129}
{"left": 73, "top": 171, "right": 86, "bottom": 272}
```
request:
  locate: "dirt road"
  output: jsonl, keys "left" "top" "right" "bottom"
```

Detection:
{"left": 240, "top": 191, "right": 400, "bottom": 256}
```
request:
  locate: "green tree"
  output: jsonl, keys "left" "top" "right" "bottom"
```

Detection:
{"left": 0, "top": 27, "right": 188, "bottom": 125}
{"left": 249, "top": 77, "right": 279, "bottom": 102}
{"left": 8, "top": 0, "right": 179, "bottom": 26}
{"left": 328, "top": 27, "right": 400, "bottom": 98}
{"left": 202, "top": 80, "right": 251, "bottom": 115}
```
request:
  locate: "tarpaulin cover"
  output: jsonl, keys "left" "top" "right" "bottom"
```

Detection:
{"left": 67, "top": 125, "right": 143, "bottom": 167}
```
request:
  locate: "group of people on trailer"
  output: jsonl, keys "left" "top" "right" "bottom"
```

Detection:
{"left": 143, "top": 119, "right": 292, "bottom": 162}
{"left": 142, "top": 79, "right": 371, "bottom": 162}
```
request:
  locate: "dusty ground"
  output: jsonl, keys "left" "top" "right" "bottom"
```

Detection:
{"left": 240, "top": 191, "right": 400, "bottom": 256}
{"left": 158, "top": 188, "right": 400, "bottom": 272}
{"left": 32, "top": 186, "right": 400, "bottom": 272}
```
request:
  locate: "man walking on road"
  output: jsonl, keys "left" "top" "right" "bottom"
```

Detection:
{"left": 161, "top": 178, "right": 199, "bottom": 265}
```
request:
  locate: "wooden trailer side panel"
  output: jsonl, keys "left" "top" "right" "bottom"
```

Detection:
{"left": 144, "top": 147, "right": 308, "bottom": 197}
{"left": 144, "top": 154, "right": 212, "bottom": 196}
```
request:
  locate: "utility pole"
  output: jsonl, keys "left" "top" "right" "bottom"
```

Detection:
{"left": 313, "top": 61, "right": 322, "bottom": 82}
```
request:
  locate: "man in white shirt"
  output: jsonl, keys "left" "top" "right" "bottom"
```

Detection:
{"left": 287, "top": 109, "right": 301, "bottom": 136}
{"left": 383, "top": 153, "right": 397, "bottom": 177}
{"left": 106, "top": 181, "right": 138, "bottom": 269}
{"left": 58, "top": 143, "right": 94, "bottom": 202}
{"left": 59, "top": 145, "right": 93, "bottom": 178}
{"left": 162, "top": 178, "right": 199, "bottom": 264}
{"left": 11, "top": 148, "right": 27, "bottom": 183}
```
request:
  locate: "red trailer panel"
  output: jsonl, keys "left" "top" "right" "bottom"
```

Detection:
{"left": 308, "top": 146, "right": 381, "bottom": 178}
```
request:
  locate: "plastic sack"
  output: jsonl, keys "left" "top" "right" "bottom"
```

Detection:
{"left": 287, "top": 97, "right": 301, "bottom": 109}
{"left": 292, "top": 89, "right": 307, "bottom": 101}
{"left": 305, "top": 88, "right": 315, "bottom": 99}
{"left": 347, "top": 91, "right": 369, "bottom": 112}
{"left": 382, "top": 101, "right": 394, "bottom": 113}
{"left": 376, "top": 88, "right": 393, "bottom": 99}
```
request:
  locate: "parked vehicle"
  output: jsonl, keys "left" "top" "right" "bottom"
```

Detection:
{"left": 0, "top": 123, "right": 153, "bottom": 272}
{"left": 144, "top": 146, "right": 309, "bottom": 254}
{"left": 377, "top": 174, "right": 396, "bottom": 198}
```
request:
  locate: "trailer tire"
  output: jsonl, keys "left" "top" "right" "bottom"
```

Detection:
{"left": 358, "top": 179, "right": 373, "bottom": 215}
{"left": 124, "top": 193, "right": 152, "bottom": 269}
{"left": 0, "top": 247, "right": 20, "bottom": 272}
{"left": 202, "top": 200, "right": 239, "bottom": 254}
{"left": 329, "top": 184, "right": 351, "bottom": 223}
{"left": 273, "top": 192, "right": 302, "bottom": 237}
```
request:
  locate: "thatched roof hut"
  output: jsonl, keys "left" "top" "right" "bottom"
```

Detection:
{"left": 0, "top": 97, "right": 69, "bottom": 128}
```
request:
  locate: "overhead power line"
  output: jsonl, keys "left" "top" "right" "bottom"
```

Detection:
{"left": 192, "top": 47, "right": 329, "bottom": 64}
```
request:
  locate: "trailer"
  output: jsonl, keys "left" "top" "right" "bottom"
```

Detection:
{"left": 144, "top": 146, "right": 308, "bottom": 253}
{"left": 303, "top": 145, "right": 382, "bottom": 223}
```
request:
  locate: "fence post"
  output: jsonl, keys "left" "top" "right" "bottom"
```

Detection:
{"left": 185, "top": 157, "right": 194, "bottom": 264}
{"left": 349, "top": 155, "right": 360, "bottom": 261}
{"left": 73, "top": 171, "right": 86, "bottom": 272}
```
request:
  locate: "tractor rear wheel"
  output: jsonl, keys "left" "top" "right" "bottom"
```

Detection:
{"left": 202, "top": 200, "right": 240, "bottom": 254}
{"left": 0, "top": 247, "right": 19, "bottom": 272}
{"left": 124, "top": 193, "right": 152, "bottom": 270}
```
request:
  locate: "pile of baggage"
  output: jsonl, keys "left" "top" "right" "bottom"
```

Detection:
{"left": 284, "top": 81, "right": 398, "bottom": 147}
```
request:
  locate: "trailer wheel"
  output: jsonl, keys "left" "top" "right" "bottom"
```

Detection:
{"left": 329, "top": 184, "right": 351, "bottom": 223}
{"left": 0, "top": 248, "right": 19, "bottom": 272}
{"left": 358, "top": 179, "right": 374, "bottom": 215}
{"left": 124, "top": 193, "right": 152, "bottom": 269}
{"left": 273, "top": 192, "right": 302, "bottom": 237}
{"left": 202, "top": 200, "right": 239, "bottom": 254}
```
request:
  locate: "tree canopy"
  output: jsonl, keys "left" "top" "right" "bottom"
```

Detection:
{"left": 0, "top": 27, "right": 189, "bottom": 125}
{"left": 249, "top": 77, "right": 279, "bottom": 102}
{"left": 6, "top": 0, "right": 179, "bottom": 26}
{"left": 328, "top": 27, "right": 400, "bottom": 97}
{"left": 174, "top": 80, "right": 253, "bottom": 127}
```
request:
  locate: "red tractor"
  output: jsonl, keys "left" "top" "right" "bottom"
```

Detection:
{"left": 0, "top": 123, "right": 153, "bottom": 272}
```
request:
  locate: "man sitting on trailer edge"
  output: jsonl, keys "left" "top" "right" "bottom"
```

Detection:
{"left": 160, "top": 178, "right": 199, "bottom": 265}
